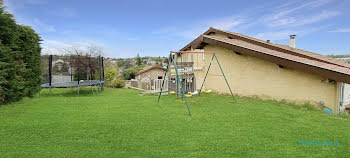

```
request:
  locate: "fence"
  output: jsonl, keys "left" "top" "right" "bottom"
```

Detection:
{"left": 52, "top": 75, "right": 71, "bottom": 83}
{"left": 129, "top": 79, "right": 168, "bottom": 92}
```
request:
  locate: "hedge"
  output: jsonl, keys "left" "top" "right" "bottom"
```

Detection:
{"left": 0, "top": 1, "right": 42, "bottom": 104}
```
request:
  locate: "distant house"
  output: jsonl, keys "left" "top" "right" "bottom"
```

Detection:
{"left": 104, "top": 59, "right": 117, "bottom": 68}
{"left": 175, "top": 27, "right": 350, "bottom": 114}
{"left": 136, "top": 65, "right": 165, "bottom": 81}
{"left": 131, "top": 65, "right": 166, "bottom": 91}
{"left": 146, "top": 59, "right": 156, "bottom": 65}
{"left": 338, "top": 58, "right": 350, "bottom": 64}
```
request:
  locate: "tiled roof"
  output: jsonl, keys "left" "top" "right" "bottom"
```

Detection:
{"left": 198, "top": 27, "right": 350, "bottom": 68}
{"left": 180, "top": 27, "right": 350, "bottom": 83}
{"left": 204, "top": 35, "right": 350, "bottom": 75}
{"left": 136, "top": 65, "right": 165, "bottom": 75}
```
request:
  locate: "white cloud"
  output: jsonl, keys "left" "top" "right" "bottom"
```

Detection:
{"left": 4, "top": 0, "right": 46, "bottom": 13}
{"left": 45, "top": 40, "right": 72, "bottom": 48}
{"left": 41, "top": 40, "right": 72, "bottom": 55}
{"left": 208, "top": 16, "right": 244, "bottom": 30}
{"left": 32, "top": 18, "right": 56, "bottom": 33}
{"left": 295, "top": 11, "right": 340, "bottom": 26}
{"left": 260, "top": 0, "right": 339, "bottom": 28}
{"left": 176, "top": 27, "right": 208, "bottom": 39}
{"left": 329, "top": 28, "right": 350, "bottom": 33}
{"left": 140, "top": 0, "right": 344, "bottom": 58}
{"left": 4, "top": 0, "right": 56, "bottom": 33}
{"left": 154, "top": 0, "right": 338, "bottom": 41}
{"left": 267, "top": 10, "right": 340, "bottom": 27}
{"left": 254, "top": 31, "right": 294, "bottom": 41}
{"left": 253, "top": 27, "right": 324, "bottom": 41}
{"left": 174, "top": 15, "right": 246, "bottom": 39}
{"left": 265, "top": 0, "right": 332, "bottom": 21}
{"left": 16, "top": 18, "right": 56, "bottom": 33}
{"left": 41, "top": 39, "right": 110, "bottom": 56}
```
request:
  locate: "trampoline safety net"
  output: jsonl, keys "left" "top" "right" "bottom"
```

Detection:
{"left": 40, "top": 54, "right": 105, "bottom": 88}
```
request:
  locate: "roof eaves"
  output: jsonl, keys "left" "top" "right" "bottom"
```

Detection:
{"left": 180, "top": 36, "right": 203, "bottom": 51}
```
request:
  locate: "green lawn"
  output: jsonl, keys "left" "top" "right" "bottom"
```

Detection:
{"left": 0, "top": 88, "right": 349, "bottom": 157}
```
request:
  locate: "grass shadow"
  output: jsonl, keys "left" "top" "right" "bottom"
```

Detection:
{"left": 39, "top": 87, "right": 102, "bottom": 97}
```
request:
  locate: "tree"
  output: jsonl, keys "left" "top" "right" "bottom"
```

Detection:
{"left": 122, "top": 65, "right": 145, "bottom": 80}
{"left": 117, "top": 59, "right": 125, "bottom": 67}
{"left": 123, "top": 60, "right": 132, "bottom": 69}
{"left": 73, "top": 71, "right": 87, "bottom": 81}
{"left": 65, "top": 44, "right": 103, "bottom": 80}
{"left": 104, "top": 66, "right": 118, "bottom": 84}
{"left": 136, "top": 53, "right": 142, "bottom": 66}
{"left": 0, "top": 1, "right": 42, "bottom": 103}
{"left": 53, "top": 62, "right": 69, "bottom": 74}
{"left": 17, "top": 25, "right": 42, "bottom": 97}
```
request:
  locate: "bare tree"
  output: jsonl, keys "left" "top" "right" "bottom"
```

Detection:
{"left": 64, "top": 43, "right": 104, "bottom": 81}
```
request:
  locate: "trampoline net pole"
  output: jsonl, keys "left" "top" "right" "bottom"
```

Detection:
{"left": 70, "top": 56, "right": 73, "bottom": 82}
{"left": 49, "top": 55, "right": 52, "bottom": 94}
{"left": 77, "top": 55, "right": 80, "bottom": 96}
{"left": 89, "top": 56, "right": 94, "bottom": 95}
{"left": 101, "top": 56, "right": 104, "bottom": 91}
{"left": 99, "top": 56, "right": 101, "bottom": 90}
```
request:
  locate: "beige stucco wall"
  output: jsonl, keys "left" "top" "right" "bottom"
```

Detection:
{"left": 134, "top": 68, "right": 165, "bottom": 90}
{"left": 196, "top": 45, "right": 339, "bottom": 112}
{"left": 136, "top": 68, "right": 165, "bottom": 81}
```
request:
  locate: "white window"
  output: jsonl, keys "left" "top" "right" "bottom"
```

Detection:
{"left": 183, "top": 54, "right": 187, "bottom": 62}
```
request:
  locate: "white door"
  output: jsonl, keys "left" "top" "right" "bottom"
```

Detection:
{"left": 340, "top": 83, "right": 350, "bottom": 113}
{"left": 343, "top": 83, "right": 350, "bottom": 105}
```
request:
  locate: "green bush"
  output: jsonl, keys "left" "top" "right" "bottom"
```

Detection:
{"left": 73, "top": 71, "right": 87, "bottom": 81}
{"left": 105, "top": 67, "right": 118, "bottom": 84}
{"left": 110, "top": 79, "right": 125, "bottom": 88}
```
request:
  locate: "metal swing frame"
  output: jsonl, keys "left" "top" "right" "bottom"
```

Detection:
{"left": 157, "top": 51, "right": 236, "bottom": 116}
{"left": 198, "top": 53, "right": 236, "bottom": 103}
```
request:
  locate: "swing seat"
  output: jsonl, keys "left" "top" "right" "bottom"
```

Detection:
{"left": 185, "top": 94, "right": 192, "bottom": 98}
{"left": 204, "top": 90, "right": 212, "bottom": 94}
{"left": 169, "top": 91, "right": 176, "bottom": 94}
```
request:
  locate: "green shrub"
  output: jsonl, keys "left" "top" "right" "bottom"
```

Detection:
{"left": 110, "top": 79, "right": 125, "bottom": 88}
{"left": 105, "top": 67, "right": 118, "bottom": 84}
{"left": 73, "top": 71, "right": 87, "bottom": 81}
{"left": 0, "top": 1, "right": 41, "bottom": 104}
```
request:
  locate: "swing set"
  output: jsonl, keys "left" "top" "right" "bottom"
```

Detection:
{"left": 157, "top": 51, "right": 236, "bottom": 116}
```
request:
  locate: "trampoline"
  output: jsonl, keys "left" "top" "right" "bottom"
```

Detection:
{"left": 41, "top": 80, "right": 104, "bottom": 88}
{"left": 41, "top": 54, "right": 105, "bottom": 95}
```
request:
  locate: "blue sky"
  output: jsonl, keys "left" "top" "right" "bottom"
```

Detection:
{"left": 4, "top": 0, "right": 350, "bottom": 58}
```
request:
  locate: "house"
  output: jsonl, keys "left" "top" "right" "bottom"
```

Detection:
{"left": 176, "top": 27, "right": 350, "bottom": 114}
{"left": 338, "top": 58, "right": 350, "bottom": 64}
{"left": 131, "top": 65, "right": 166, "bottom": 91}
